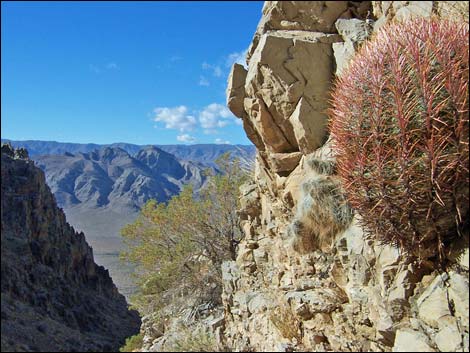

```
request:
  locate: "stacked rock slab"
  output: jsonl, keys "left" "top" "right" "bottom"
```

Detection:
{"left": 224, "top": 1, "right": 469, "bottom": 352}
{"left": 1, "top": 144, "right": 140, "bottom": 352}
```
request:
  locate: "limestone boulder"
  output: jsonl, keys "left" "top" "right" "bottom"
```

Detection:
{"left": 335, "top": 18, "right": 371, "bottom": 43}
{"left": 227, "top": 63, "right": 265, "bottom": 151}
{"left": 239, "top": 182, "right": 261, "bottom": 220}
{"left": 416, "top": 274, "right": 451, "bottom": 328}
{"left": 247, "top": 1, "right": 349, "bottom": 61}
{"left": 281, "top": 155, "right": 307, "bottom": 208}
{"left": 434, "top": 316, "right": 463, "bottom": 352}
{"left": 289, "top": 98, "right": 328, "bottom": 154}
{"left": 261, "top": 1, "right": 349, "bottom": 33}
{"left": 392, "top": 329, "right": 436, "bottom": 352}
{"left": 373, "top": 1, "right": 436, "bottom": 31}
{"left": 245, "top": 31, "right": 341, "bottom": 153}
{"left": 436, "top": 1, "right": 469, "bottom": 22}
{"left": 227, "top": 63, "right": 248, "bottom": 119}
{"left": 269, "top": 152, "right": 302, "bottom": 174}
{"left": 222, "top": 261, "right": 241, "bottom": 296}
{"left": 332, "top": 41, "right": 356, "bottom": 76}
{"left": 285, "top": 287, "right": 347, "bottom": 315}
{"left": 394, "top": 1, "right": 433, "bottom": 21}
{"left": 447, "top": 271, "right": 469, "bottom": 328}
{"left": 244, "top": 96, "right": 296, "bottom": 153}
{"left": 333, "top": 18, "right": 372, "bottom": 75}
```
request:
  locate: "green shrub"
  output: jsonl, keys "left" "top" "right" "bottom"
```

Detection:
{"left": 329, "top": 18, "right": 469, "bottom": 259}
{"left": 120, "top": 333, "right": 143, "bottom": 352}
{"left": 121, "top": 153, "right": 248, "bottom": 313}
{"left": 165, "top": 325, "right": 219, "bottom": 352}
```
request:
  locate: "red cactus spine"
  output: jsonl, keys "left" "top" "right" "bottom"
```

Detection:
{"left": 329, "top": 18, "right": 469, "bottom": 260}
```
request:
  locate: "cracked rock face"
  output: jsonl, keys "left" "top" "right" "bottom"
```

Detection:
{"left": 222, "top": 1, "right": 469, "bottom": 352}
{"left": 227, "top": 26, "right": 342, "bottom": 173}
{"left": 1, "top": 146, "right": 140, "bottom": 352}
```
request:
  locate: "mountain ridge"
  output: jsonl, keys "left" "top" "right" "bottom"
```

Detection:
{"left": 1, "top": 139, "right": 256, "bottom": 168}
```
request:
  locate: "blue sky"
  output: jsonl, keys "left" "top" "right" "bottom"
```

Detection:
{"left": 1, "top": 1, "right": 263, "bottom": 145}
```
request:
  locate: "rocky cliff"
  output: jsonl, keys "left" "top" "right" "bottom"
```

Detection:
{"left": 222, "top": 1, "right": 469, "bottom": 352}
{"left": 0, "top": 144, "right": 140, "bottom": 352}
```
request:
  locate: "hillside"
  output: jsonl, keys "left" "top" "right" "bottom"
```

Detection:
{"left": 0, "top": 145, "right": 140, "bottom": 351}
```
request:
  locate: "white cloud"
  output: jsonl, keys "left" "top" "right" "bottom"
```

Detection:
{"left": 199, "top": 76, "right": 210, "bottom": 86}
{"left": 198, "top": 103, "right": 235, "bottom": 129}
{"left": 153, "top": 106, "right": 197, "bottom": 132}
{"left": 177, "top": 134, "right": 196, "bottom": 143}
{"left": 215, "top": 138, "right": 230, "bottom": 144}
{"left": 202, "top": 62, "right": 223, "bottom": 77}
{"left": 89, "top": 64, "right": 101, "bottom": 74}
{"left": 226, "top": 49, "right": 248, "bottom": 69}
{"left": 170, "top": 55, "right": 182, "bottom": 62}
{"left": 213, "top": 66, "right": 223, "bottom": 77}
{"left": 106, "top": 62, "right": 119, "bottom": 70}
{"left": 152, "top": 103, "right": 238, "bottom": 135}
{"left": 90, "top": 62, "right": 119, "bottom": 73}
{"left": 203, "top": 129, "right": 218, "bottom": 135}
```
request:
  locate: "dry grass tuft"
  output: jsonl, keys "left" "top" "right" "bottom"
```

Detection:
{"left": 290, "top": 176, "right": 354, "bottom": 253}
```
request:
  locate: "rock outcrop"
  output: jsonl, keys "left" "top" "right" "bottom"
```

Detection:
{"left": 223, "top": 1, "right": 469, "bottom": 352}
{"left": 1, "top": 144, "right": 140, "bottom": 352}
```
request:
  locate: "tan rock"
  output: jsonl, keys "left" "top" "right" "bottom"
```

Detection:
{"left": 240, "top": 114, "right": 266, "bottom": 152}
{"left": 289, "top": 98, "right": 328, "bottom": 154}
{"left": 332, "top": 41, "right": 356, "bottom": 76}
{"left": 247, "top": 293, "right": 272, "bottom": 314}
{"left": 392, "top": 329, "right": 436, "bottom": 352}
{"left": 436, "top": 1, "right": 469, "bottom": 22}
{"left": 244, "top": 96, "right": 295, "bottom": 153}
{"left": 331, "top": 260, "right": 348, "bottom": 289}
{"left": 260, "top": 1, "right": 349, "bottom": 33}
{"left": 335, "top": 18, "right": 371, "bottom": 43}
{"left": 332, "top": 18, "right": 372, "bottom": 76}
{"left": 226, "top": 63, "right": 248, "bottom": 119}
{"left": 435, "top": 315, "right": 463, "bottom": 352}
{"left": 447, "top": 271, "right": 469, "bottom": 328}
{"left": 269, "top": 152, "right": 302, "bottom": 174}
{"left": 376, "top": 244, "right": 400, "bottom": 268}
{"left": 417, "top": 274, "right": 451, "bottom": 328}
{"left": 281, "top": 156, "right": 307, "bottom": 208}
{"left": 236, "top": 243, "right": 256, "bottom": 273}
{"left": 247, "top": 1, "right": 348, "bottom": 61}
{"left": 394, "top": 1, "right": 433, "bottom": 21}
{"left": 239, "top": 182, "right": 261, "bottom": 221}
{"left": 286, "top": 287, "right": 347, "bottom": 314}
{"left": 225, "top": 62, "right": 265, "bottom": 151}
{"left": 373, "top": 1, "right": 439, "bottom": 30}
{"left": 245, "top": 31, "right": 340, "bottom": 153}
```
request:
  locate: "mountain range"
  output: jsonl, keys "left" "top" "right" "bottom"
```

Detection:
{"left": 1, "top": 139, "right": 255, "bottom": 168}
{"left": 2, "top": 139, "right": 256, "bottom": 297}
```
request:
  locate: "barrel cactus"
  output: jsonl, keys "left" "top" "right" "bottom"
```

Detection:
{"left": 329, "top": 18, "right": 469, "bottom": 260}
